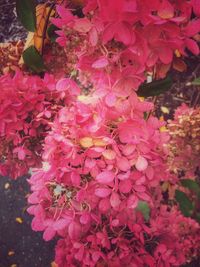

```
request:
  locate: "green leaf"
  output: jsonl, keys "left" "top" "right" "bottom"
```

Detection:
{"left": 137, "top": 76, "right": 173, "bottom": 97}
{"left": 136, "top": 201, "right": 150, "bottom": 221}
{"left": 191, "top": 77, "right": 200, "bottom": 85}
{"left": 16, "top": 0, "right": 36, "bottom": 32}
{"left": 181, "top": 179, "right": 200, "bottom": 195}
{"left": 22, "top": 46, "right": 46, "bottom": 73}
{"left": 195, "top": 213, "right": 200, "bottom": 223}
{"left": 175, "top": 190, "right": 194, "bottom": 217}
{"left": 47, "top": 24, "right": 59, "bottom": 42}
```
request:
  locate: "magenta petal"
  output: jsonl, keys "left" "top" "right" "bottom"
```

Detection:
{"left": 99, "top": 198, "right": 111, "bottom": 213}
{"left": 159, "top": 47, "right": 173, "bottom": 64}
{"left": 192, "top": 0, "right": 200, "bottom": 16}
{"left": 185, "top": 38, "right": 199, "bottom": 55}
{"left": 53, "top": 219, "right": 67, "bottom": 231}
{"left": 68, "top": 222, "right": 81, "bottom": 240}
{"left": 185, "top": 19, "right": 200, "bottom": 37}
{"left": 92, "top": 251, "right": 101, "bottom": 262}
{"left": 102, "top": 23, "right": 116, "bottom": 44}
{"left": 28, "top": 192, "right": 39, "bottom": 204}
{"left": 115, "top": 22, "right": 133, "bottom": 45}
{"left": 71, "top": 172, "right": 81, "bottom": 186}
{"left": 119, "top": 179, "right": 132, "bottom": 193}
{"left": 43, "top": 227, "right": 56, "bottom": 241}
{"left": 80, "top": 213, "right": 91, "bottom": 225}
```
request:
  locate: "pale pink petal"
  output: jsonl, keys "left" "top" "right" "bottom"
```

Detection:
{"left": 117, "top": 157, "right": 130, "bottom": 171}
{"left": 122, "top": 144, "right": 136, "bottom": 156}
{"left": 28, "top": 192, "right": 39, "bottom": 204}
{"left": 56, "top": 78, "right": 80, "bottom": 95}
{"left": 92, "top": 57, "right": 109, "bottom": 69}
{"left": 95, "top": 187, "right": 112, "bottom": 198}
{"left": 13, "top": 147, "right": 26, "bottom": 160}
{"left": 117, "top": 171, "right": 130, "bottom": 180}
{"left": 110, "top": 192, "right": 121, "bottom": 208}
{"left": 89, "top": 27, "right": 98, "bottom": 46}
{"left": 53, "top": 219, "right": 67, "bottom": 231}
{"left": 127, "top": 194, "right": 138, "bottom": 209}
{"left": 111, "top": 219, "right": 119, "bottom": 227}
{"left": 105, "top": 93, "right": 116, "bottom": 107}
{"left": 135, "top": 156, "right": 148, "bottom": 171}
{"left": 18, "top": 148, "right": 26, "bottom": 160}
{"left": 73, "top": 18, "right": 92, "bottom": 33}
{"left": 145, "top": 166, "right": 154, "bottom": 180}
{"left": 80, "top": 213, "right": 91, "bottom": 225}
{"left": 96, "top": 171, "right": 115, "bottom": 184}
{"left": 102, "top": 149, "right": 116, "bottom": 160}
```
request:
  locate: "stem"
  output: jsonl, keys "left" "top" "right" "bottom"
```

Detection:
{"left": 41, "top": 3, "right": 55, "bottom": 56}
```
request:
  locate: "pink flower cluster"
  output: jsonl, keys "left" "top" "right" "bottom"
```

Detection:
{"left": 27, "top": 88, "right": 199, "bottom": 266}
{"left": 0, "top": 72, "right": 79, "bottom": 178}
{"left": 0, "top": 0, "right": 199, "bottom": 265}
{"left": 24, "top": 1, "right": 200, "bottom": 266}
{"left": 52, "top": 0, "right": 200, "bottom": 91}
{"left": 167, "top": 103, "right": 200, "bottom": 178}
{"left": 54, "top": 206, "right": 200, "bottom": 267}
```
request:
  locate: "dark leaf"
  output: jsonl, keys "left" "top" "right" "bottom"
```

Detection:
{"left": 191, "top": 77, "right": 200, "bottom": 85}
{"left": 181, "top": 179, "right": 200, "bottom": 195}
{"left": 47, "top": 24, "right": 59, "bottom": 42}
{"left": 136, "top": 201, "right": 150, "bottom": 221}
{"left": 175, "top": 190, "right": 194, "bottom": 217}
{"left": 22, "top": 45, "right": 46, "bottom": 73}
{"left": 195, "top": 212, "right": 200, "bottom": 223}
{"left": 137, "top": 76, "right": 173, "bottom": 97}
{"left": 16, "top": 0, "right": 36, "bottom": 32}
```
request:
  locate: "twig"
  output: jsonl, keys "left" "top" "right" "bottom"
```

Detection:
{"left": 146, "top": 96, "right": 158, "bottom": 120}
{"left": 41, "top": 3, "right": 55, "bottom": 56}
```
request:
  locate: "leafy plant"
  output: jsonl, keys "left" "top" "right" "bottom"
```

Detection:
{"left": 137, "top": 76, "right": 173, "bottom": 97}
{"left": 16, "top": 0, "right": 36, "bottom": 32}
{"left": 176, "top": 179, "right": 200, "bottom": 222}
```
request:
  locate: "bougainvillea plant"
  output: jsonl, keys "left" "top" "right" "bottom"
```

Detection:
{"left": 1, "top": 0, "right": 200, "bottom": 266}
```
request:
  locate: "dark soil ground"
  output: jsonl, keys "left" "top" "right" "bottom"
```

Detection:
{"left": 0, "top": 1, "right": 200, "bottom": 267}
{"left": 0, "top": 176, "right": 56, "bottom": 267}
{"left": 0, "top": 0, "right": 26, "bottom": 43}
